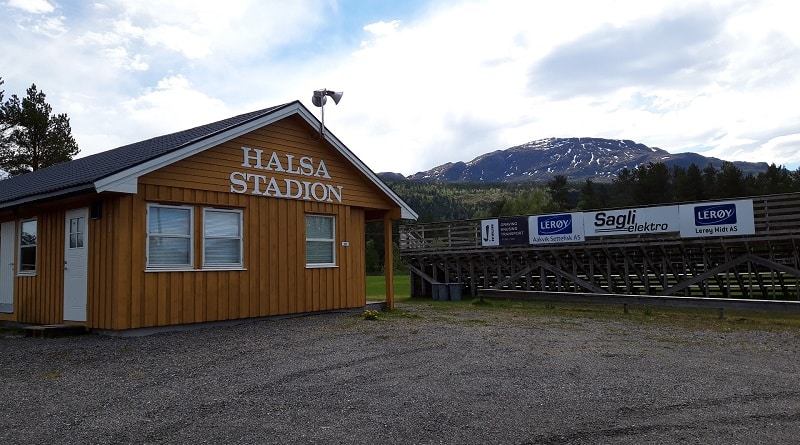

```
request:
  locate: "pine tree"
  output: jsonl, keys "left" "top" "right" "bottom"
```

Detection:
{"left": 547, "top": 174, "right": 570, "bottom": 211}
{"left": 715, "top": 162, "right": 747, "bottom": 198}
{"left": 0, "top": 83, "right": 79, "bottom": 176}
{"left": 632, "top": 162, "right": 671, "bottom": 204}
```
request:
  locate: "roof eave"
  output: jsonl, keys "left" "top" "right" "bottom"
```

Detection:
{"left": 0, "top": 184, "right": 96, "bottom": 211}
{"left": 92, "top": 102, "right": 418, "bottom": 220}
{"left": 293, "top": 106, "right": 418, "bottom": 221}
{"left": 93, "top": 103, "right": 299, "bottom": 194}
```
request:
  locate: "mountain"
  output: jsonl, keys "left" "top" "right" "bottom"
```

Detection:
{"left": 397, "top": 137, "right": 769, "bottom": 182}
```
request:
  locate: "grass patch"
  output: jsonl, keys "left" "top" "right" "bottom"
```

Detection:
{"left": 41, "top": 371, "right": 63, "bottom": 380}
{"left": 365, "top": 275, "right": 800, "bottom": 332}
{"left": 366, "top": 275, "right": 410, "bottom": 301}
{"left": 463, "top": 319, "right": 490, "bottom": 326}
{"left": 381, "top": 310, "right": 420, "bottom": 319}
{"left": 0, "top": 324, "right": 24, "bottom": 334}
{"left": 399, "top": 296, "right": 800, "bottom": 333}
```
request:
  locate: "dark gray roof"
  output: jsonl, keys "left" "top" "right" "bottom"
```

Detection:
{"left": 0, "top": 102, "right": 293, "bottom": 207}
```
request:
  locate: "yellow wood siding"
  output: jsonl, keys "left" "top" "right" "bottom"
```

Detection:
{"left": 11, "top": 210, "right": 64, "bottom": 325}
{"left": 94, "top": 188, "right": 368, "bottom": 330}
{"left": 141, "top": 115, "right": 396, "bottom": 211}
{"left": 94, "top": 116, "right": 380, "bottom": 329}
{"left": 1, "top": 115, "right": 390, "bottom": 330}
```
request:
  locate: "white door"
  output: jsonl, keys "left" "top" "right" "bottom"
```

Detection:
{"left": 64, "top": 208, "right": 89, "bottom": 322}
{"left": 0, "top": 221, "right": 14, "bottom": 313}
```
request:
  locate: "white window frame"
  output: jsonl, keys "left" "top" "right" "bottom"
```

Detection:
{"left": 68, "top": 214, "right": 86, "bottom": 249}
{"left": 305, "top": 214, "right": 336, "bottom": 268}
{"left": 18, "top": 218, "right": 37, "bottom": 276}
{"left": 202, "top": 208, "right": 244, "bottom": 269}
{"left": 146, "top": 204, "right": 194, "bottom": 270}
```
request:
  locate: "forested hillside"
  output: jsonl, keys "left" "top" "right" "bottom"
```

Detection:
{"left": 384, "top": 181, "right": 553, "bottom": 222}
{"left": 384, "top": 162, "right": 800, "bottom": 223}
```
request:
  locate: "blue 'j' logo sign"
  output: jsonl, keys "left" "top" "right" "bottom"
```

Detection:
{"left": 538, "top": 214, "right": 572, "bottom": 235}
{"left": 694, "top": 203, "right": 737, "bottom": 226}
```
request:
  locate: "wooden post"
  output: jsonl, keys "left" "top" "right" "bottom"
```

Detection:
{"left": 384, "top": 213, "right": 395, "bottom": 310}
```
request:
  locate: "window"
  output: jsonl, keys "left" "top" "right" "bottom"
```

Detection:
{"left": 19, "top": 219, "right": 37, "bottom": 274}
{"left": 147, "top": 205, "right": 193, "bottom": 269}
{"left": 68, "top": 215, "right": 85, "bottom": 249}
{"left": 203, "top": 208, "right": 243, "bottom": 268}
{"left": 306, "top": 215, "right": 335, "bottom": 267}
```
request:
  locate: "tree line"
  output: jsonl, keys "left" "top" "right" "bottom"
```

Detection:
{"left": 385, "top": 161, "right": 800, "bottom": 225}
{"left": 579, "top": 161, "right": 800, "bottom": 210}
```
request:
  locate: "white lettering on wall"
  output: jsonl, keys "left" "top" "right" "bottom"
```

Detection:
{"left": 241, "top": 147, "right": 264, "bottom": 169}
{"left": 230, "top": 147, "right": 343, "bottom": 203}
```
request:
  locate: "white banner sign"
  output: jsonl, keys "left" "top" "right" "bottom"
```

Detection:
{"left": 679, "top": 199, "right": 755, "bottom": 238}
{"left": 529, "top": 213, "right": 585, "bottom": 244}
{"left": 584, "top": 205, "right": 679, "bottom": 237}
{"left": 480, "top": 219, "right": 499, "bottom": 246}
{"left": 481, "top": 200, "right": 756, "bottom": 247}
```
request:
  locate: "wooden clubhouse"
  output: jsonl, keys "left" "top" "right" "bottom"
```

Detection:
{"left": 0, "top": 101, "right": 416, "bottom": 331}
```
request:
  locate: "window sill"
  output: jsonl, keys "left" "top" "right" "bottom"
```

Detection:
{"left": 145, "top": 266, "right": 193, "bottom": 272}
{"left": 305, "top": 264, "right": 339, "bottom": 269}
{"left": 145, "top": 267, "right": 247, "bottom": 273}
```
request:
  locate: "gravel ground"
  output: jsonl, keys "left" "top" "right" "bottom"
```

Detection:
{"left": 2, "top": 302, "right": 800, "bottom": 445}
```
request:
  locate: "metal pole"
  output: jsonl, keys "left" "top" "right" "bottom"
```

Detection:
{"left": 320, "top": 94, "right": 325, "bottom": 137}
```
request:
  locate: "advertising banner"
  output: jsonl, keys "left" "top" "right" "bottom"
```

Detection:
{"left": 584, "top": 205, "right": 679, "bottom": 237}
{"left": 679, "top": 199, "right": 755, "bottom": 238}
{"left": 529, "top": 213, "right": 585, "bottom": 244}
{"left": 481, "top": 200, "right": 754, "bottom": 247}
{"left": 480, "top": 219, "right": 499, "bottom": 246}
{"left": 481, "top": 217, "right": 530, "bottom": 246}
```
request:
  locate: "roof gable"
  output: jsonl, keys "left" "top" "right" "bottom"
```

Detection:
{"left": 0, "top": 101, "right": 417, "bottom": 220}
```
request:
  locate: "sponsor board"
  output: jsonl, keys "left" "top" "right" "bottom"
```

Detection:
{"left": 679, "top": 199, "right": 755, "bottom": 238}
{"left": 584, "top": 205, "right": 679, "bottom": 237}
{"left": 529, "top": 213, "right": 585, "bottom": 244}
{"left": 481, "top": 219, "right": 499, "bottom": 246}
{"left": 481, "top": 200, "right": 756, "bottom": 248}
{"left": 481, "top": 217, "right": 529, "bottom": 246}
{"left": 498, "top": 217, "right": 530, "bottom": 245}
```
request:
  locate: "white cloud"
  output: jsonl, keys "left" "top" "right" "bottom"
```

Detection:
{"left": 121, "top": 75, "right": 230, "bottom": 135}
{"left": 1, "top": 0, "right": 799, "bottom": 174}
{"left": 98, "top": 0, "right": 327, "bottom": 61}
{"left": 754, "top": 134, "right": 800, "bottom": 166}
{"left": 101, "top": 47, "right": 149, "bottom": 71}
{"left": 703, "top": 133, "right": 800, "bottom": 168}
{"left": 5, "top": 0, "right": 65, "bottom": 36}
{"left": 8, "top": 0, "right": 54, "bottom": 14}
{"left": 363, "top": 20, "right": 400, "bottom": 37}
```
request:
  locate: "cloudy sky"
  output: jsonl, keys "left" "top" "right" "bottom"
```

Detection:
{"left": 1, "top": 0, "right": 799, "bottom": 175}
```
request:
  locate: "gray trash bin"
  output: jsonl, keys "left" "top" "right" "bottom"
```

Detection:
{"left": 432, "top": 283, "right": 449, "bottom": 301}
{"left": 448, "top": 283, "right": 462, "bottom": 301}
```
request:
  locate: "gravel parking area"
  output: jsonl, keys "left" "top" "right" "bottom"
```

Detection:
{"left": 2, "top": 302, "right": 799, "bottom": 444}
